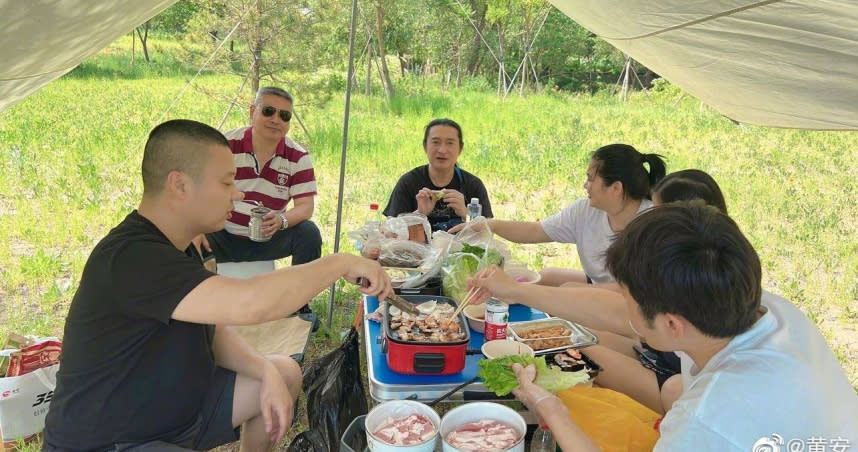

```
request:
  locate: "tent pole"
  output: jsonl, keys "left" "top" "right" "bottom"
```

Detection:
{"left": 327, "top": 0, "right": 360, "bottom": 329}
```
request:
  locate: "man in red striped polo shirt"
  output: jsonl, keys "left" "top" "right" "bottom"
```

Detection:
{"left": 204, "top": 87, "right": 321, "bottom": 311}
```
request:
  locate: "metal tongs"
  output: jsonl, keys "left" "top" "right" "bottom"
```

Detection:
{"left": 385, "top": 292, "right": 420, "bottom": 315}
{"left": 355, "top": 277, "right": 419, "bottom": 315}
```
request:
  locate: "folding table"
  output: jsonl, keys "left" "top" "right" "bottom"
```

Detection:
{"left": 362, "top": 295, "right": 549, "bottom": 402}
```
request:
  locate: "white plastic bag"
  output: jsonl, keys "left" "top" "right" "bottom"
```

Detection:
{"left": 0, "top": 364, "right": 59, "bottom": 447}
{"left": 377, "top": 240, "right": 431, "bottom": 268}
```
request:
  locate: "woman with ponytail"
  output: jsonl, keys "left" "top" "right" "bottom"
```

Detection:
{"left": 472, "top": 143, "right": 666, "bottom": 286}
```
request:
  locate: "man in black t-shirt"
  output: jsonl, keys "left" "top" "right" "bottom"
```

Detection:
{"left": 383, "top": 118, "right": 493, "bottom": 231}
{"left": 43, "top": 120, "right": 391, "bottom": 451}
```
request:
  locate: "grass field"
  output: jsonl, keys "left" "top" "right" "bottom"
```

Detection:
{"left": 0, "top": 37, "right": 856, "bottom": 448}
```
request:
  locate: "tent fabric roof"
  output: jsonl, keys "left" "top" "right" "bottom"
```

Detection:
{"left": 0, "top": 0, "right": 176, "bottom": 113}
{"left": 549, "top": 0, "right": 858, "bottom": 130}
{"left": 2, "top": 1, "right": 857, "bottom": 129}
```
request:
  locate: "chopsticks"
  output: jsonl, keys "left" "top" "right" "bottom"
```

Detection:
{"left": 427, "top": 376, "right": 480, "bottom": 407}
{"left": 449, "top": 267, "right": 496, "bottom": 319}
{"left": 449, "top": 287, "right": 480, "bottom": 319}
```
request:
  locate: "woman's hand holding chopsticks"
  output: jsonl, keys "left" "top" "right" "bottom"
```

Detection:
{"left": 466, "top": 265, "right": 520, "bottom": 304}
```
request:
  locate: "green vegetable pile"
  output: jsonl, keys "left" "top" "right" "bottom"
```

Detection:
{"left": 442, "top": 244, "right": 503, "bottom": 302}
{"left": 477, "top": 355, "right": 590, "bottom": 396}
{"left": 460, "top": 243, "right": 503, "bottom": 266}
{"left": 442, "top": 252, "right": 479, "bottom": 302}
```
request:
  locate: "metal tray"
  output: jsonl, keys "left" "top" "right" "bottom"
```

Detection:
{"left": 508, "top": 318, "right": 598, "bottom": 354}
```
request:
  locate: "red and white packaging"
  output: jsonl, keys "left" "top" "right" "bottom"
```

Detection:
{"left": 5, "top": 340, "right": 61, "bottom": 378}
{"left": 1, "top": 338, "right": 61, "bottom": 449}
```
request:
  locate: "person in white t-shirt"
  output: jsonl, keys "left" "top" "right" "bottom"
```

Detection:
{"left": 455, "top": 143, "right": 666, "bottom": 285}
{"left": 472, "top": 169, "right": 728, "bottom": 414}
{"left": 499, "top": 202, "right": 858, "bottom": 452}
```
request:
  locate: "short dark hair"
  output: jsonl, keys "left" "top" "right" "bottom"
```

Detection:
{"left": 423, "top": 118, "right": 463, "bottom": 148}
{"left": 605, "top": 202, "right": 762, "bottom": 338}
{"left": 654, "top": 169, "right": 728, "bottom": 214}
{"left": 141, "top": 119, "right": 229, "bottom": 195}
{"left": 591, "top": 144, "right": 666, "bottom": 200}
{"left": 254, "top": 86, "right": 293, "bottom": 105}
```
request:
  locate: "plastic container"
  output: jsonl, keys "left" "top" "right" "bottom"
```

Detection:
{"left": 545, "top": 349, "right": 603, "bottom": 381}
{"left": 364, "top": 400, "right": 441, "bottom": 452}
{"left": 439, "top": 402, "right": 526, "bottom": 452}
{"left": 340, "top": 415, "right": 368, "bottom": 452}
{"left": 529, "top": 426, "right": 556, "bottom": 452}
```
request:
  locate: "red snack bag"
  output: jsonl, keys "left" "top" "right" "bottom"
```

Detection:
{"left": 5, "top": 340, "right": 62, "bottom": 377}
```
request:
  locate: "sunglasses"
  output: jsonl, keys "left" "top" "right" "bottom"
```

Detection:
{"left": 260, "top": 105, "right": 292, "bottom": 122}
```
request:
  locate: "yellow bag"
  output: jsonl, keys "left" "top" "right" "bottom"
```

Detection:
{"left": 556, "top": 386, "right": 661, "bottom": 452}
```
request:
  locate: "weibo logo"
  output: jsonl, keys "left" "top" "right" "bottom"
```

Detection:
{"left": 753, "top": 434, "right": 783, "bottom": 452}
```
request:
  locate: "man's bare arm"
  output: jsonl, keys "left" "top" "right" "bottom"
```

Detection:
{"left": 172, "top": 253, "right": 390, "bottom": 325}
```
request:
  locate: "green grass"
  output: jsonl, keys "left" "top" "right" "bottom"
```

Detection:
{"left": 1, "top": 36, "right": 857, "bottom": 449}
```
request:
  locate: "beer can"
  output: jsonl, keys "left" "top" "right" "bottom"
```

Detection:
{"left": 484, "top": 298, "right": 509, "bottom": 341}
{"left": 248, "top": 206, "right": 271, "bottom": 242}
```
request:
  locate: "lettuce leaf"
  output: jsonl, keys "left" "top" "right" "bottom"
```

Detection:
{"left": 477, "top": 355, "right": 590, "bottom": 396}
{"left": 460, "top": 244, "right": 503, "bottom": 267}
{"left": 442, "top": 252, "right": 480, "bottom": 302}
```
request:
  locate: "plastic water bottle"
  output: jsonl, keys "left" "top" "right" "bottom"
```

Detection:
{"left": 367, "top": 203, "right": 382, "bottom": 230}
{"left": 361, "top": 203, "right": 383, "bottom": 259}
{"left": 467, "top": 197, "right": 482, "bottom": 221}
{"left": 530, "top": 425, "right": 556, "bottom": 452}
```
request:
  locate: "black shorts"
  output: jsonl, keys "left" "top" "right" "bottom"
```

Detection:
{"left": 155, "top": 366, "right": 240, "bottom": 450}
{"left": 635, "top": 343, "right": 682, "bottom": 390}
{"left": 45, "top": 367, "right": 241, "bottom": 452}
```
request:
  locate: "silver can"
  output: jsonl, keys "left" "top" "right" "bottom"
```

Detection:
{"left": 248, "top": 206, "right": 271, "bottom": 242}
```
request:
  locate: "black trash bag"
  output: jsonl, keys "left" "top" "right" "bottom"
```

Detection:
{"left": 287, "top": 429, "right": 328, "bottom": 452}
{"left": 288, "top": 327, "right": 367, "bottom": 452}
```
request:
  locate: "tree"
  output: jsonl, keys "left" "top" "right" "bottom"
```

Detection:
{"left": 182, "top": 0, "right": 350, "bottom": 108}
{"left": 133, "top": 1, "right": 199, "bottom": 64}
{"left": 373, "top": 0, "right": 395, "bottom": 99}
{"left": 135, "top": 21, "right": 151, "bottom": 63}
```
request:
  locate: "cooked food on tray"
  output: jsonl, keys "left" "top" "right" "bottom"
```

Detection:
{"left": 552, "top": 348, "right": 594, "bottom": 373}
{"left": 444, "top": 419, "right": 521, "bottom": 451}
{"left": 389, "top": 299, "right": 466, "bottom": 343}
{"left": 372, "top": 414, "right": 437, "bottom": 446}
{"left": 386, "top": 269, "right": 414, "bottom": 280}
{"left": 515, "top": 325, "right": 573, "bottom": 350}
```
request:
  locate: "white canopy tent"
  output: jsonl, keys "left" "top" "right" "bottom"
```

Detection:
{"left": 549, "top": 0, "right": 858, "bottom": 130}
{"left": 0, "top": 1, "right": 177, "bottom": 113}
{"left": 3, "top": 0, "right": 857, "bottom": 128}
{"left": 2, "top": 0, "right": 857, "bottom": 323}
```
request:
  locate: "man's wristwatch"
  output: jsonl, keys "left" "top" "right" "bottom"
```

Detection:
{"left": 279, "top": 213, "right": 289, "bottom": 230}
